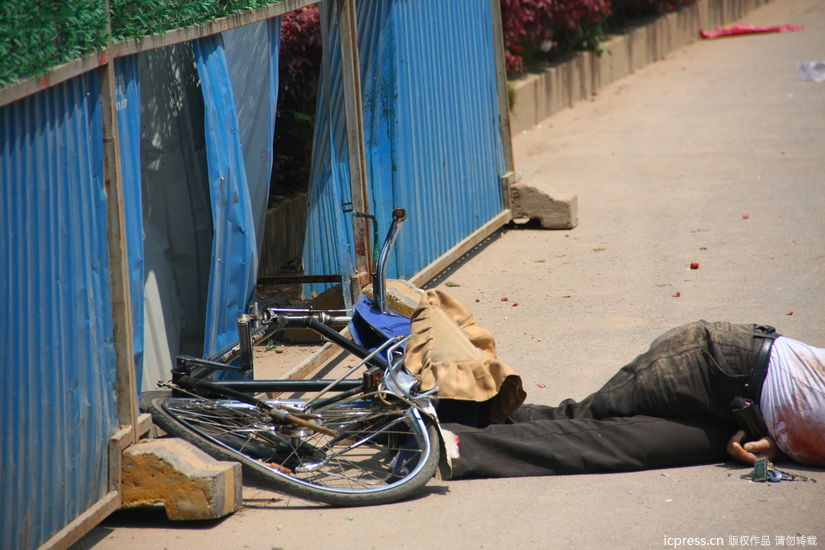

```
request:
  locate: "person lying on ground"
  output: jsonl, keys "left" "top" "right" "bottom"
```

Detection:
{"left": 431, "top": 320, "right": 825, "bottom": 478}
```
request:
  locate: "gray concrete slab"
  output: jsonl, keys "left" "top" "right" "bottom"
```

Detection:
{"left": 75, "top": 0, "right": 825, "bottom": 548}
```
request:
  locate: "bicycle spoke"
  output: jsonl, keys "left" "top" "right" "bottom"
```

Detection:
{"left": 155, "top": 395, "right": 436, "bottom": 501}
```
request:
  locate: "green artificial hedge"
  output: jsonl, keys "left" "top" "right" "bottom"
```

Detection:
{"left": 109, "top": 0, "right": 283, "bottom": 42}
{"left": 0, "top": 0, "right": 286, "bottom": 87}
{"left": 0, "top": 1, "right": 108, "bottom": 86}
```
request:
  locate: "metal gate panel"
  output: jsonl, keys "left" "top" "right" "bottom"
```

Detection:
{"left": 304, "top": 0, "right": 506, "bottom": 287}
{"left": 303, "top": 4, "right": 357, "bottom": 301}
{"left": 361, "top": 0, "right": 507, "bottom": 279}
{"left": 0, "top": 72, "right": 118, "bottom": 550}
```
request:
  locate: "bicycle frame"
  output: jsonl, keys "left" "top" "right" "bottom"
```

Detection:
{"left": 171, "top": 208, "right": 421, "bottom": 408}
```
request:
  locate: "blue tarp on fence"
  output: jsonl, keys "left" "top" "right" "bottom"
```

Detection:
{"left": 194, "top": 34, "right": 260, "bottom": 357}
{"left": 194, "top": 19, "right": 280, "bottom": 360}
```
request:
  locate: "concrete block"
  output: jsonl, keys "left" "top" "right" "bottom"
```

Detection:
{"left": 121, "top": 438, "right": 242, "bottom": 521}
{"left": 509, "top": 74, "right": 540, "bottom": 134}
{"left": 651, "top": 16, "right": 668, "bottom": 59}
{"left": 510, "top": 182, "right": 578, "bottom": 230}
{"left": 701, "top": 0, "right": 722, "bottom": 29}
{"left": 551, "top": 63, "right": 569, "bottom": 111}
{"left": 591, "top": 50, "right": 608, "bottom": 91}
{"left": 534, "top": 69, "right": 549, "bottom": 122}
{"left": 550, "top": 66, "right": 568, "bottom": 115}
{"left": 571, "top": 53, "right": 593, "bottom": 103}
{"left": 605, "top": 35, "right": 632, "bottom": 82}
{"left": 628, "top": 26, "right": 651, "bottom": 72}
{"left": 540, "top": 66, "right": 565, "bottom": 119}
{"left": 536, "top": 68, "right": 550, "bottom": 121}
{"left": 674, "top": 7, "right": 700, "bottom": 46}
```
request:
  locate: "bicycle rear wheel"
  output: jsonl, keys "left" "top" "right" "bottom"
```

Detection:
{"left": 141, "top": 390, "right": 439, "bottom": 506}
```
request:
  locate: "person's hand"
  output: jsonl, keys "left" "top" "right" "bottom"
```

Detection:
{"left": 726, "top": 430, "right": 780, "bottom": 465}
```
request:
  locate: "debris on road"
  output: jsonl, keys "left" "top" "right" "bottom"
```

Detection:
{"left": 797, "top": 61, "right": 825, "bottom": 82}
{"left": 700, "top": 23, "right": 804, "bottom": 39}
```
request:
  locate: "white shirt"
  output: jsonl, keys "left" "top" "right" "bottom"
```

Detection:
{"left": 760, "top": 336, "right": 825, "bottom": 466}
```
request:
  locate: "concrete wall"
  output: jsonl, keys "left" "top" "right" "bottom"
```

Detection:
{"left": 508, "top": 0, "right": 773, "bottom": 133}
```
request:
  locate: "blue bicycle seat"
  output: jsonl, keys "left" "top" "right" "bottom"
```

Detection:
{"left": 349, "top": 295, "right": 411, "bottom": 353}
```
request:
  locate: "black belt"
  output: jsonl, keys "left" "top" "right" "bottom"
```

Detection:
{"left": 743, "top": 329, "right": 777, "bottom": 405}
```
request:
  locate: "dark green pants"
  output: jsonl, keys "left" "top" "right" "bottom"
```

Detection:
{"left": 445, "top": 321, "right": 775, "bottom": 478}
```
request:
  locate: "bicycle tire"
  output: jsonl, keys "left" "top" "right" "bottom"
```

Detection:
{"left": 140, "top": 390, "right": 440, "bottom": 506}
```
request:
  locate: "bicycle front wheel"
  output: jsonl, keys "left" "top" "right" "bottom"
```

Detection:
{"left": 141, "top": 391, "right": 440, "bottom": 506}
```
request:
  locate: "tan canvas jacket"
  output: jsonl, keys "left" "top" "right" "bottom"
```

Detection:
{"left": 404, "top": 289, "right": 526, "bottom": 422}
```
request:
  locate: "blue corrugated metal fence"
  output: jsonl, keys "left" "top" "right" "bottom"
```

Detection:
{"left": 116, "top": 55, "right": 145, "bottom": 391}
{"left": 303, "top": 0, "right": 506, "bottom": 292}
{"left": 0, "top": 72, "right": 119, "bottom": 550}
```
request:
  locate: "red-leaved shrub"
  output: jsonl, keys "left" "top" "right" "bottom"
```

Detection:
{"left": 274, "top": 6, "right": 322, "bottom": 196}
{"left": 500, "top": 0, "right": 611, "bottom": 74}
{"left": 279, "top": 6, "right": 322, "bottom": 89}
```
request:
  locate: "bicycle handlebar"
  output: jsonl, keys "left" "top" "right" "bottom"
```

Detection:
{"left": 374, "top": 208, "right": 407, "bottom": 313}
{"left": 267, "top": 314, "right": 390, "bottom": 370}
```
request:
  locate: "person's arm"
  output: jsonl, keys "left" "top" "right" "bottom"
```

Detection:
{"left": 726, "top": 430, "right": 781, "bottom": 464}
